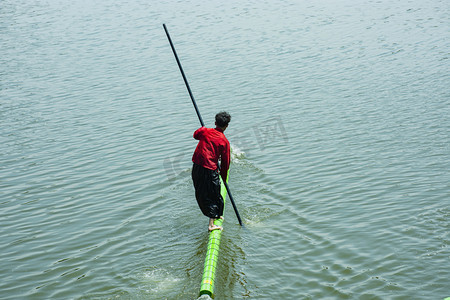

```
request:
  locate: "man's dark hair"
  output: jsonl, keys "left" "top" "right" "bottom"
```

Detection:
{"left": 215, "top": 111, "right": 231, "bottom": 128}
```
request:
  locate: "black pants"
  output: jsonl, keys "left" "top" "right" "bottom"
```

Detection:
{"left": 192, "top": 163, "right": 224, "bottom": 219}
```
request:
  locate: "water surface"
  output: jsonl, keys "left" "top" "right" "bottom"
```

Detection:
{"left": 1, "top": 0, "right": 449, "bottom": 299}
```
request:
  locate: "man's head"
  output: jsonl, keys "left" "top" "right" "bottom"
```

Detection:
{"left": 215, "top": 111, "right": 231, "bottom": 130}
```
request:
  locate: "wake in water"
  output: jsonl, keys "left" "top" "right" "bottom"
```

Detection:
{"left": 197, "top": 295, "right": 213, "bottom": 300}
{"left": 230, "top": 144, "right": 246, "bottom": 162}
{"left": 140, "top": 268, "right": 180, "bottom": 294}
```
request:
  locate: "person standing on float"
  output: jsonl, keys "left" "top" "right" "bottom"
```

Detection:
{"left": 192, "top": 111, "right": 231, "bottom": 231}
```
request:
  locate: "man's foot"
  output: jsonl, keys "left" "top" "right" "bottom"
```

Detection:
{"left": 208, "top": 225, "right": 223, "bottom": 231}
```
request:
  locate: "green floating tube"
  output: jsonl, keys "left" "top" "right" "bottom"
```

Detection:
{"left": 199, "top": 172, "right": 229, "bottom": 298}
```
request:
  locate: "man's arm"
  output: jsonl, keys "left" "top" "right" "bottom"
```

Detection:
{"left": 193, "top": 126, "right": 206, "bottom": 140}
{"left": 219, "top": 141, "right": 230, "bottom": 181}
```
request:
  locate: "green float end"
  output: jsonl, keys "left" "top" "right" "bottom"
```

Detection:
{"left": 198, "top": 172, "right": 229, "bottom": 298}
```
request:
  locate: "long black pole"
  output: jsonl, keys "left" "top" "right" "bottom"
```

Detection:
{"left": 163, "top": 24, "right": 243, "bottom": 226}
{"left": 163, "top": 24, "right": 204, "bottom": 127}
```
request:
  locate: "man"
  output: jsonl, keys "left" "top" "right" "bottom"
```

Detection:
{"left": 192, "top": 111, "right": 231, "bottom": 231}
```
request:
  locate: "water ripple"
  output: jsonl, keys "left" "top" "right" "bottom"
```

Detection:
{"left": 1, "top": 0, "right": 449, "bottom": 299}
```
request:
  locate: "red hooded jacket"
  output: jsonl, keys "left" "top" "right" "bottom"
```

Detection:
{"left": 192, "top": 126, "right": 230, "bottom": 181}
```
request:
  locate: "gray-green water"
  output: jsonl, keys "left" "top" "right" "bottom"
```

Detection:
{"left": 1, "top": 0, "right": 449, "bottom": 299}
